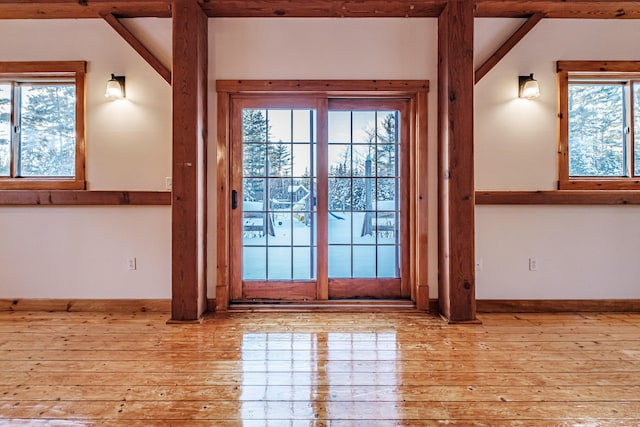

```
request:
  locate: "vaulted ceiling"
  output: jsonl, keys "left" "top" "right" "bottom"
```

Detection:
{"left": 0, "top": 0, "right": 638, "bottom": 19}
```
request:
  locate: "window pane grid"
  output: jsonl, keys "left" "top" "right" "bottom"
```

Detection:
{"left": 328, "top": 110, "right": 401, "bottom": 279}
{"left": 242, "top": 108, "right": 317, "bottom": 281}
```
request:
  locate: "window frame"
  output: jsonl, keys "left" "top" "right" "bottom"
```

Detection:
{"left": 0, "top": 61, "right": 86, "bottom": 190}
{"left": 215, "top": 80, "right": 430, "bottom": 310}
{"left": 558, "top": 60, "right": 640, "bottom": 190}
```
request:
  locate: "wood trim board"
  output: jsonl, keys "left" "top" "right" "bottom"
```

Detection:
{"left": 475, "top": 191, "right": 640, "bottom": 205}
{"left": 0, "top": 190, "right": 171, "bottom": 205}
{"left": 0, "top": 299, "right": 171, "bottom": 312}
{"left": 477, "top": 299, "right": 640, "bottom": 313}
{"left": 5, "top": 298, "right": 636, "bottom": 314}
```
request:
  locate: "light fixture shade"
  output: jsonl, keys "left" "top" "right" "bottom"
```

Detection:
{"left": 519, "top": 73, "right": 540, "bottom": 99}
{"left": 105, "top": 74, "right": 126, "bottom": 100}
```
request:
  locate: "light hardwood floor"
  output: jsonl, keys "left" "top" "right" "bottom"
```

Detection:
{"left": 1, "top": 309, "right": 639, "bottom": 426}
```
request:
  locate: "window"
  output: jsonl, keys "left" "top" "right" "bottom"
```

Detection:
{"left": 0, "top": 61, "right": 86, "bottom": 189}
{"left": 558, "top": 61, "right": 640, "bottom": 189}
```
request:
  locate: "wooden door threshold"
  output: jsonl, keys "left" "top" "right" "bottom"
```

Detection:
{"left": 228, "top": 299, "right": 416, "bottom": 312}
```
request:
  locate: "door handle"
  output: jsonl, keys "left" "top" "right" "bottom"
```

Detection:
{"left": 232, "top": 190, "right": 238, "bottom": 210}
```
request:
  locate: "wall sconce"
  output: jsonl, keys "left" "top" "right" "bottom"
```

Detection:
{"left": 519, "top": 73, "right": 540, "bottom": 99}
{"left": 105, "top": 74, "right": 126, "bottom": 100}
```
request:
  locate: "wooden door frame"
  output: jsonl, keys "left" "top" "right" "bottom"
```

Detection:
{"left": 216, "top": 80, "right": 430, "bottom": 311}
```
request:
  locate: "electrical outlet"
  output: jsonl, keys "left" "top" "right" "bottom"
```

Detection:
{"left": 528, "top": 257, "right": 537, "bottom": 271}
{"left": 475, "top": 258, "right": 483, "bottom": 271}
{"left": 165, "top": 177, "right": 173, "bottom": 191}
{"left": 127, "top": 257, "right": 137, "bottom": 271}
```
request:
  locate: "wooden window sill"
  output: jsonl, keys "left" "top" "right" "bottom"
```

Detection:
{"left": 559, "top": 179, "right": 640, "bottom": 190}
{"left": 0, "top": 178, "right": 85, "bottom": 190}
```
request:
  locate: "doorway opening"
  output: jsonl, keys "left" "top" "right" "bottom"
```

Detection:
{"left": 216, "top": 81, "right": 429, "bottom": 310}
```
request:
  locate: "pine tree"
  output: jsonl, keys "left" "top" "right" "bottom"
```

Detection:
{"left": 242, "top": 109, "right": 268, "bottom": 201}
{"left": 0, "top": 84, "right": 76, "bottom": 177}
{"left": 569, "top": 84, "right": 624, "bottom": 176}
{"left": 329, "top": 147, "right": 352, "bottom": 211}
{"left": 376, "top": 113, "right": 397, "bottom": 177}
{"left": 19, "top": 84, "right": 76, "bottom": 177}
{"left": 363, "top": 112, "right": 399, "bottom": 205}
{"left": 268, "top": 142, "right": 292, "bottom": 201}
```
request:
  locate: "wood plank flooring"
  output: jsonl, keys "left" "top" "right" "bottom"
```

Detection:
{"left": 0, "top": 310, "right": 639, "bottom": 425}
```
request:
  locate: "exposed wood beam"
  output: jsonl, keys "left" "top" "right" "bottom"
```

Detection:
{"left": 102, "top": 13, "right": 171, "bottom": 84}
{"left": 474, "top": 13, "right": 544, "bottom": 84}
{"left": 171, "top": 0, "right": 208, "bottom": 322}
{"left": 200, "top": 0, "right": 447, "bottom": 17}
{"left": 476, "top": 190, "right": 640, "bottom": 205}
{"left": 474, "top": 1, "right": 640, "bottom": 19}
{"left": 1, "top": 0, "right": 639, "bottom": 19}
{"left": 203, "top": 0, "right": 640, "bottom": 19}
{"left": 0, "top": 190, "right": 170, "bottom": 206}
{"left": 0, "top": 1, "right": 171, "bottom": 19}
{"left": 438, "top": 0, "right": 477, "bottom": 323}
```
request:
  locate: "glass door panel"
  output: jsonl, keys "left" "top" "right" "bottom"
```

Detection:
{"left": 239, "top": 108, "right": 318, "bottom": 299}
{"left": 327, "top": 109, "right": 402, "bottom": 283}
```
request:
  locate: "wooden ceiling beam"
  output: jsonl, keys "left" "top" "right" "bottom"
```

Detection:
{"left": 474, "top": 13, "right": 544, "bottom": 84}
{"left": 474, "top": 1, "right": 640, "bottom": 19}
{"left": 200, "top": 0, "right": 447, "bottom": 18}
{"left": 102, "top": 13, "right": 172, "bottom": 84}
{"left": 0, "top": 1, "right": 171, "bottom": 19}
{"left": 0, "top": 0, "right": 639, "bottom": 19}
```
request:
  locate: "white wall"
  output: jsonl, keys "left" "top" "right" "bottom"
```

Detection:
{"left": 475, "top": 19, "right": 640, "bottom": 299}
{"left": 0, "top": 19, "right": 172, "bottom": 299}
{"left": 0, "top": 207, "right": 170, "bottom": 298}
{"left": 209, "top": 18, "right": 440, "bottom": 298}
{"left": 3, "top": 16, "right": 636, "bottom": 303}
{"left": 1, "top": 18, "right": 441, "bottom": 301}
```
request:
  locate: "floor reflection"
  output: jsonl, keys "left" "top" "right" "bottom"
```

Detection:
{"left": 241, "top": 331, "right": 399, "bottom": 424}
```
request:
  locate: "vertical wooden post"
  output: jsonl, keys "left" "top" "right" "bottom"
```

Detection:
{"left": 216, "top": 92, "right": 230, "bottom": 311}
{"left": 437, "top": 0, "right": 477, "bottom": 322}
{"left": 415, "top": 91, "right": 430, "bottom": 311}
{"left": 170, "top": 0, "right": 208, "bottom": 322}
{"left": 316, "top": 98, "right": 329, "bottom": 300}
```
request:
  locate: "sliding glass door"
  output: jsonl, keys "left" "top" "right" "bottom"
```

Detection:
{"left": 230, "top": 97, "right": 409, "bottom": 301}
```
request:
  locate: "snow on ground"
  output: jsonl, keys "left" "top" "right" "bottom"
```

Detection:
{"left": 243, "top": 211, "right": 399, "bottom": 280}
